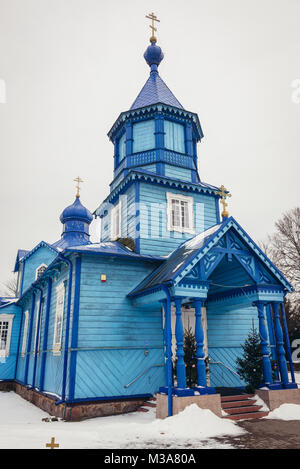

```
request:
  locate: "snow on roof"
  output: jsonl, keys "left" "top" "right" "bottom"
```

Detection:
{"left": 129, "top": 224, "right": 222, "bottom": 296}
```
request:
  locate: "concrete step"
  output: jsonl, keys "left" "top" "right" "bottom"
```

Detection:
{"left": 222, "top": 399, "right": 256, "bottom": 409}
{"left": 224, "top": 405, "right": 262, "bottom": 415}
{"left": 143, "top": 401, "right": 156, "bottom": 408}
{"left": 221, "top": 394, "right": 254, "bottom": 402}
{"left": 224, "top": 411, "right": 269, "bottom": 421}
{"left": 137, "top": 397, "right": 157, "bottom": 412}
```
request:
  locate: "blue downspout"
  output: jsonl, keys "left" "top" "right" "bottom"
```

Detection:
{"left": 57, "top": 254, "right": 73, "bottom": 403}
{"left": 32, "top": 287, "right": 43, "bottom": 390}
{"left": 68, "top": 256, "right": 81, "bottom": 402}
{"left": 39, "top": 277, "right": 52, "bottom": 391}
{"left": 14, "top": 306, "right": 24, "bottom": 380}
{"left": 161, "top": 285, "right": 173, "bottom": 417}
{"left": 24, "top": 291, "right": 36, "bottom": 385}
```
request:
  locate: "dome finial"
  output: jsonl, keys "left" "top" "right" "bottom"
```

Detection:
{"left": 74, "top": 176, "right": 83, "bottom": 198}
{"left": 143, "top": 13, "right": 164, "bottom": 70}
{"left": 145, "top": 12, "right": 160, "bottom": 44}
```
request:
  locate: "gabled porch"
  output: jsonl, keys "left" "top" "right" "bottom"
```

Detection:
{"left": 128, "top": 217, "right": 298, "bottom": 417}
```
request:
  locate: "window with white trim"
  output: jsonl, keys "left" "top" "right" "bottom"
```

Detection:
{"left": 21, "top": 310, "right": 29, "bottom": 357}
{"left": 111, "top": 201, "right": 121, "bottom": 240}
{"left": 53, "top": 283, "right": 65, "bottom": 354}
{"left": 35, "top": 264, "right": 47, "bottom": 280}
{"left": 0, "top": 314, "right": 15, "bottom": 358}
{"left": 166, "top": 192, "right": 195, "bottom": 234}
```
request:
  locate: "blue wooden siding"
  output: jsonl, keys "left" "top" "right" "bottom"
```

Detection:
{"left": 101, "top": 185, "right": 136, "bottom": 242}
{"left": 134, "top": 164, "right": 157, "bottom": 173}
{"left": 16, "top": 260, "right": 74, "bottom": 398}
{"left": 0, "top": 303, "right": 22, "bottom": 380}
{"left": 207, "top": 304, "right": 259, "bottom": 388}
{"left": 73, "top": 255, "right": 165, "bottom": 399}
{"left": 164, "top": 164, "right": 192, "bottom": 182}
{"left": 21, "top": 247, "right": 57, "bottom": 294}
{"left": 133, "top": 120, "right": 155, "bottom": 153}
{"left": 205, "top": 254, "right": 259, "bottom": 387}
{"left": 139, "top": 182, "right": 218, "bottom": 256}
{"left": 164, "top": 120, "right": 185, "bottom": 153}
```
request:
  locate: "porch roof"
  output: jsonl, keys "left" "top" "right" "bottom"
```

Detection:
{"left": 128, "top": 217, "right": 293, "bottom": 299}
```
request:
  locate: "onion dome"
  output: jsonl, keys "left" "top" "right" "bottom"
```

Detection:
{"left": 60, "top": 196, "right": 93, "bottom": 225}
{"left": 52, "top": 193, "right": 93, "bottom": 250}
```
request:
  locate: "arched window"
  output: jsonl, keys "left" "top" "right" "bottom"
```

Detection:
{"left": 35, "top": 264, "right": 47, "bottom": 280}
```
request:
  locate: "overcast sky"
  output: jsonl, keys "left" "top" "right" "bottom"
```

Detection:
{"left": 0, "top": 0, "right": 299, "bottom": 289}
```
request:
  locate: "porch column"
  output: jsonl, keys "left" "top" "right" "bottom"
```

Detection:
{"left": 265, "top": 304, "right": 280, "bottom": 382}
{"left": 273, "top": 302, "right": 289, "bottom": 386}
{"left": 174, "top": 297, "right": 186, "bottom": 389}
{"left": 281, "top": 302, "right": 296, "bottom": 384}
{"left": 161, "top": 292, "right": 173, "bottom": 417}
{"left": 194, "top": 299, "right": 206, "bottom": 387}
{"left": 255, "top": 301, "right": 273, "bottom": 386}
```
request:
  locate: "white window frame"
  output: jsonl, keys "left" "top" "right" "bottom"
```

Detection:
{"left": 110, "top": 201, "right": 122, "bottom": 240}
{"left": 166, "top": 192, "right": 195, "bottom": 234}
{"left": 21, "top": 310, "right": 29, "bottom": 357}
{"left": 0, "top": 314, "right": 15, "bottom": 358}
{"left": 53, "top": 283, "right": 65, "bottom": 355}
{"left": 35, "top": 264, "right": 47, "bottom": 280}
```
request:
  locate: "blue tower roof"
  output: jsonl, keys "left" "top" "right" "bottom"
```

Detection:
{"left": 130, "top": 41, "right": 184, "bottom": 110}
{"left": 59, "top": 196, "right": 93, "bottom": 224}
{"left": 52, "top": 196, "right": 93, "bottom": 250}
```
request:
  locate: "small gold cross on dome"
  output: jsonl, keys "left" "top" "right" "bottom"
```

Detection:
{"left": 74, "top": 176, "right": 83, "bottom": 198}
{"left": 145, "top": 12, "right": 160, "bottom": 43}
{"left": 46, "top": 437, "right": 59, "bottom": 449}
{"left": 215, "top": 185, "right": 232, "bottom": 219}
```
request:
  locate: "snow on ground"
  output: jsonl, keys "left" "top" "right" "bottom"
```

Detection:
{"left": 266, "top": 404, "right": 300, "bottom": 421}
{"left": 0, "top": 392, "right": 244, "bottom": 449}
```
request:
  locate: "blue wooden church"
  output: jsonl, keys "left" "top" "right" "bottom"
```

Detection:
{"left": 0, "top": 22, "right": 297, "bottom": 420}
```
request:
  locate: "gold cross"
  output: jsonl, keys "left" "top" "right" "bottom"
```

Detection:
{"left": 74, "top": 176, "right": 83, "bottom": 198}
{"left": 46, "top": 437, "right": 59, "bottom": 449}
{"left": 146, "top": 12, "right": 160, "bottom": 43}
{"left": 215, "top": 185, "right": 232, "bottom": 219}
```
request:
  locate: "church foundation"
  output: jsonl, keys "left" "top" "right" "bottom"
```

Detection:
{"left": 156, "top": 393, "right": 222, "bottom": 419}
{"left": 1, "top": 382, "right": 148, "bottom": 421}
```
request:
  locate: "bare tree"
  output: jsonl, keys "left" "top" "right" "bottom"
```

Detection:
{"left": 260, "top": 207, "right": 300, "bottom": 342}
{"left": 1, "top": 275, "right": 18, "bottom": 297}
{"left": 270, "top": 207, "right": 300, "bottom": 298}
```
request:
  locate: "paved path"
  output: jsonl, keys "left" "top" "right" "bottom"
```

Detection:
{"left": 215, "top": 419, "right": 300, "bottom": 449}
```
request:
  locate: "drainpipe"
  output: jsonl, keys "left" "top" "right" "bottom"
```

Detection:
{"left": 15, "top": 306, "right": 24, "bottom": 380}
{"left": 161, "top": 284, "right": 173, "bottom": 417}
{"left": 39, "top": 276, "right": 52, "bottom": 391}
{"left": 67, "top": 256, "right": 82, "bottom": 403}
{"left": 32, "top": 286, "right": 43, "bottom": 390}
{"left": 24, "top": 291, "right": 36, "bottom": 385}
{"left": 55, "top": 253, "right": 73, "bottom": 404}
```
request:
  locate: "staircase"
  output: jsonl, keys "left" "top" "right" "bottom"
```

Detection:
{"left": 221, "top": 394, "right": 269, "bottom": 421}
{"left": 137, "top": 396, "right": 157, "bottom": 412}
